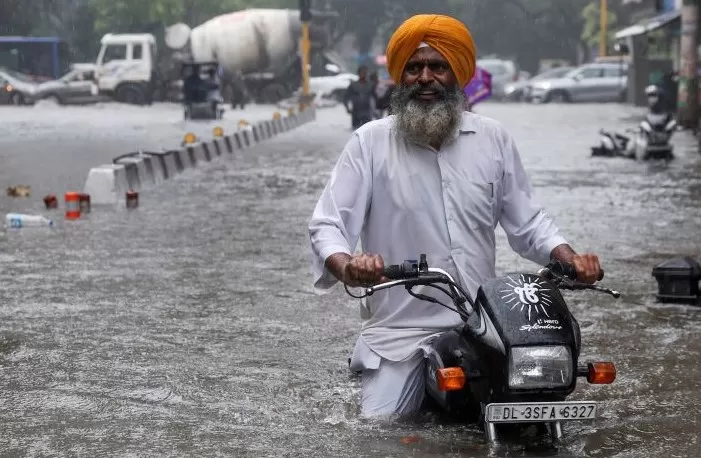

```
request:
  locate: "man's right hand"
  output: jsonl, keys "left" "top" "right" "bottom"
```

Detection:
{"left": 343, "top": 253, "right": 387, "bottom": 287}
{"left": 325, "top": 252, "right": 388, "bottom": 287}
{"left": 340, "top": 253, "right": 387, "bottom": 287}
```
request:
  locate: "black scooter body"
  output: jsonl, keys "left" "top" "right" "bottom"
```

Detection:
{"left": 425, "top": 273, "right": 581, "bottom": 417}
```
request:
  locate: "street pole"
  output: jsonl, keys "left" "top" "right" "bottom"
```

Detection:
{"left": 299, "top": 0, "right": 312, "bottom": 110}
{"left": 600, "top": 0, "right": 608, "bottom": 58}
{"left": 678, "top": 0, "right": 699, "bottom": 129}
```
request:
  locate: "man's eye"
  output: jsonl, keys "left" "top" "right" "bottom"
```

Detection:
{"left": 405, "top": 64, "right": 422, "bottom": 74}
{"left": 429, "top": 63, "right": 449, "bottom": 72}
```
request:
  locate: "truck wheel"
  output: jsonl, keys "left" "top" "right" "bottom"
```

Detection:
{"left": 116, "top": 84, "right": 147, "bottom": 105}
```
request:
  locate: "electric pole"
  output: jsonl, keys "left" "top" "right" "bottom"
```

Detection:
{"left": 678, "top": 0, "right": 699, "bottom": 128}
{"left": 299, "top": 0, "right": 312, "bottom": 109}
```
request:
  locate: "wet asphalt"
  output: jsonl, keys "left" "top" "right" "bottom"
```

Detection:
{"left": 0, "top": 101, "right": 700, "bottom": 457}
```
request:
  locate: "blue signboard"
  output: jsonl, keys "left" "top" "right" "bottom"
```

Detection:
{"left": 663, "top": 0, "right": 676, "bottom": 12}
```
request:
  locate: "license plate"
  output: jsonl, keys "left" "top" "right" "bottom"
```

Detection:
{"left": 486, "top": 401, "right": 597, "bottom": 423}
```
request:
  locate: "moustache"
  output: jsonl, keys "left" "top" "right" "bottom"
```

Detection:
{"left": 405, "top": 83, "right": 449, "bottom": 100}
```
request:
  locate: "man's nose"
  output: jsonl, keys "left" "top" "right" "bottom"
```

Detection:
{"left": 417, "top": 65, "right": 435, "bottom": 85}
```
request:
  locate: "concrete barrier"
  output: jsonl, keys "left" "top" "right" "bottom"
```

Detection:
{"left": 231, "top": 133, "right": 243, "bottom": 151}
{"left": 84, "top": 164, "right": 129, "bottom": 204}
{"left": 114, "top": 157, "right": 147, "bottom": 190}
{"left": 83, "top": 108, "right": 316, "bottom": 204}
{"left": 240, "top": 128, "right": 254, "bottom": 148}
{"left": 211, "top": 137, "right": 225, "bottom": 156}
{"left": 221, "top": 136, "right": 233, "bottom": 154}
{"left": 152, "top": 150, "right": 179, "bottom": 179}
{"left": 141, "top": 154, "right": 165, "bottom": 185}
{"left": 187, "top": 143, "right": 210, "bottom": 165}
{"left": 170, "top": 148, "right": 188, "bottom": 172}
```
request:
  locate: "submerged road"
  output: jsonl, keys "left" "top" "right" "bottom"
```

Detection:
{"left": 0, "top": 102, "right": 700, "bottom": 457}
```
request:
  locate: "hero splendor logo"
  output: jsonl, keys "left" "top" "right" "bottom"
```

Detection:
{"left": 500, "top": 275, "right": 563, "bottom": 331}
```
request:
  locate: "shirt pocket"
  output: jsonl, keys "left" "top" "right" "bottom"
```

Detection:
{"left": 458, "top": 180, "right": 496, "bottom": 230}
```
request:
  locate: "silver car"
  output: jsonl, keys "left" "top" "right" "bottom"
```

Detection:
{"left": 504, "top": 66, "right": 574, "bottom": 102}
{"left": 529, "top": 63, "right": 628, "bottom": 103}
{"left": 35, "top": 64, "right": 100, "bottom": 105}
{"left": 0, "top": 67, "right": 39, "bottom": 105}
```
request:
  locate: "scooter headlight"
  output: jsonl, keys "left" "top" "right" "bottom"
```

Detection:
{"left": 508, "top": 346, "right": 573, "bottom": 390}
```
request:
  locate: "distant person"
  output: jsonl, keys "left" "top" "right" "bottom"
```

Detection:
{"left": 369, "top": 72, "right": 379, "bottom": 118}
{"left": 343, "top": 65, "right": 377, "bottom": 129}
{"left": 183, "top": 65, "right": 205, "bottom": 103}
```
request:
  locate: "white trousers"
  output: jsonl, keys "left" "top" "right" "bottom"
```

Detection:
{"left": 360, "top": 351, "right": 427, "bottom": 417}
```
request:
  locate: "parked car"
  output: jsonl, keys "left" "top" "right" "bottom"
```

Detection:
{"left": 0, "top": 67, "right": 38, "bottom": 105}
{"left": 529, "top": 62, "right": 628, "bottom": 104}
{"left": 475, "top": 58, "right": 519, "bottom": 100}
{"left": 35, "top": 63, "right": 102, "bottom": 105}
{"left": 504, "top": 66, "right": 574, "bottom": 102}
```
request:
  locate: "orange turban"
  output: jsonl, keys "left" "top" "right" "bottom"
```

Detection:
{"left": 385, "top": 15, "right": 476, "bottom": 88}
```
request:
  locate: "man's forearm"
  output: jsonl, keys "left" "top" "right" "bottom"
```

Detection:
{"left": 324, "top": 252, "right": 351, "bottom": 283}
{"left": 550, "top": 243, "right": 577, "bottom": 264}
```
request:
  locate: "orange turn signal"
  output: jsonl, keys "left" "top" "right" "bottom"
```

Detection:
{"left": 437, "top": 367, "right": 466, "bottom": 391}
{"left": 587, "top": 362, "right": 616, "bottom": 384}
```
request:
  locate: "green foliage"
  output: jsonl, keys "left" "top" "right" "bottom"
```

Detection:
{"left": 581, "top": 0, "right": 618, "bottom": 49}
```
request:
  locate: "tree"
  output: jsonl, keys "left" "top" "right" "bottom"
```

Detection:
{"left": 581, "top": 0, "right": 618, "bottom": 55}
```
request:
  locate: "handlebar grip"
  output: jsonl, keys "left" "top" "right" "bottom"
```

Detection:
{"left": 383, "top": 264, "right": 405, "bottom": 280}
{"left": 548, "top": 261, "right": 605, "bottom": 281}
{"left": 557, "top": 262, "right": 578, "bottom": 280}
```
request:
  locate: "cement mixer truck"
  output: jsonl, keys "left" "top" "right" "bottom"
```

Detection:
{"left": 92, "top": 8, "right": 345, "bottom": 106}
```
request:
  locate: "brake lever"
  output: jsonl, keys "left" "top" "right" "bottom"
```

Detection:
{"left": 558, "top": 278, "right": 621, "bottom": 298}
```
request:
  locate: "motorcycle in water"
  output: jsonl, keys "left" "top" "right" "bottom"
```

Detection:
{"left": 347, "top": 255, "right": 620, "bottom": 442}
{"left": 592, "top": 85, "right": 677, "bottom": 160}
{"left": 591, "top": 113, "right": 677, "bottom": 160}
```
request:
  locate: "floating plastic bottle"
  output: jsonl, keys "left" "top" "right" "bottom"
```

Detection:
{"left": 5, "top": 213, "right": 55, "bottom": 228}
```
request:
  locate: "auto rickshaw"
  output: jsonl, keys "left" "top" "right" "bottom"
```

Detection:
{"left": 181, "top": 61, "right": 225, "bottom": 120}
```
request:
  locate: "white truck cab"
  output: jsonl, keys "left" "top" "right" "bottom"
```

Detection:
{"left": 94, "top": 33, "right": 156, "bottom": 105}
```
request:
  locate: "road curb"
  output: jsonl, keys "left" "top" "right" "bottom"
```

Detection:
{"left": 83, "top": 108, "right": 316, "bottom": 204}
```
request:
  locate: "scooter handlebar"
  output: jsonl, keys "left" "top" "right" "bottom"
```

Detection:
{"left": 546, "top": 261, "right": 604, "bottom": 282}
{"left": 383, "top": 264, "right": 406, "bottom": 280}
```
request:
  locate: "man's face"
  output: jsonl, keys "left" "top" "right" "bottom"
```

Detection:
{"left": 390, "top": 46, "right": 464, "bottom": 148}
{"left": 358, "top": 67, "right": 368, "bottom": 79}
{"left": 401, "top": 47, "right": 459, "bottom": 102}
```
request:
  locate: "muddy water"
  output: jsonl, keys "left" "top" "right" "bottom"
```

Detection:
{"left": 0, "top": 103, "right": 699, "bottom": 457}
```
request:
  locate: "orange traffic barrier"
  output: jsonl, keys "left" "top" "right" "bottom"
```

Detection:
{"left": 65, "top": 192, "right": 80, "bottom": 219}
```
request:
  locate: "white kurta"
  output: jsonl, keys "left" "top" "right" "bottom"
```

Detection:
{"left": 309, "top": 111, "right": 567, "bottom": 368}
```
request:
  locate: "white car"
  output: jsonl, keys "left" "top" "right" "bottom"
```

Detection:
{"left": 309, "top": 70, "right": 358, "bottom": 101}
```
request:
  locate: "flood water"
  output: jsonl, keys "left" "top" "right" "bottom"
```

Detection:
{"left": 0, "top": 102, "right": 699, "bottom": 457}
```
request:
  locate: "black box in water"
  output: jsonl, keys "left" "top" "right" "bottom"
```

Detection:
{"left": 651, "top": 257, "right": 701, "bottom": 304}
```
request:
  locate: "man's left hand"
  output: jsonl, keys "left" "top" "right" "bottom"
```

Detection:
{"left": 572, "top": 254, "right": 602, "bottom": 284}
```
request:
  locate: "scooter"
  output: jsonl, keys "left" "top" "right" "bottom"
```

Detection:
{"left": 635, "top": 112, "right": 677, "bottom": 160}
{"left": 348, "top": 255, "right": 620, "bottom": 442}
{"left": 591, "top": 113, "right": 677, "bottom": 160}
{"left": 591, "top": 128, "right": 632, "bottom": 158}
